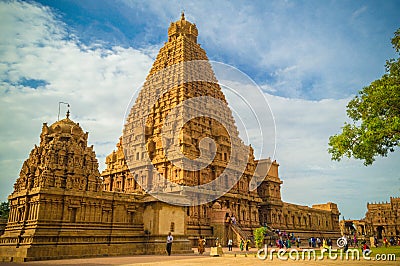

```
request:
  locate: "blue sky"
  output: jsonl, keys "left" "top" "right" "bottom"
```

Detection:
{"left": 0, "top": 0, "right": 399, "bottom": 219}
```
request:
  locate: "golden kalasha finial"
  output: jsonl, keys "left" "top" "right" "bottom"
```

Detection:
{"left": 58, "top": 101, "right": 70, "bottom": 121}
{"left": 181, "top": 11, "right": 185, "bottom": 20}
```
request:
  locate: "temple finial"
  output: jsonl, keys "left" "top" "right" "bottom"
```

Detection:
{"left": 181, "top": 11, "right": 185, "bottom": 20}
{"left": 58, "top": 101, "right": 70, "bottom": 121}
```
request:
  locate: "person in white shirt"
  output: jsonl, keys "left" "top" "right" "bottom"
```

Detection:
{"left": 228, "top": 239, "right": 233, "bottom": 251}
{"left": 166, "top": 232, "right": 173, "bottom": 256}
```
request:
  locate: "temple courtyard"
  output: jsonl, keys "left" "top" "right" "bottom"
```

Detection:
{"left": 1, "top": 247, "right": 398, "bottom": 266}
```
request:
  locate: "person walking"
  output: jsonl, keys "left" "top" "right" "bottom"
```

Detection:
{"left": 198, "top": 236, "right": 205, "bottom": 254}
{"left": 383, "top": 237, "right": 389, "bottom": 248}
{"left": 316, "top": 237, "right": 321, "bottom": 248}
{"left": 166, "top": 232, "right": 173, "bottom": 256}
{"left": 245, "top": 239, "right": 250, "bottom": 251}
{"left": 228, "top": 239, "right": 233, "bottom": 251}
{"left": 327, "top": 238, "right": 332, "bottom": 249}
{"left": 362, "top": 241, "right": 370, "bottom": 255}
{"left": 353, "top": 234, "right": 358, "bottom": 247}
{"left": 296, "top": 236, "right": 301, "bottom": 248}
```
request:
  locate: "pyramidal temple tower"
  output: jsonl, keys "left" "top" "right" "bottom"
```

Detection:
{"left": 122, "top": 12, "right": 258, "bottom": 198}
{"left": 102, "top": 12, "right": 263, "bottom": 242}
{"left": 102, "top": 13, "right": 341, "bottom": 246}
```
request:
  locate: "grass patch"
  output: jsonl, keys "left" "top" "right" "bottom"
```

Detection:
{"left": 371, "top": 246, "right": 400, "bottom": 257}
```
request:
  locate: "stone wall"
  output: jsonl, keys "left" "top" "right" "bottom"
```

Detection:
{"left": 364, "top": 197, "right": 399, "bottom": 239}
{"left": 258, "top": 160, "right": 341, "bottom": 240}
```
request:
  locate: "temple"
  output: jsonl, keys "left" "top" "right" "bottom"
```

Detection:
{"left": 0, "top": 13, "right": 340, "bottom": 262}
{"left": 341, "top": 197, "right": 400, "bottom": 240}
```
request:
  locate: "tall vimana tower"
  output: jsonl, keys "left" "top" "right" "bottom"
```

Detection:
{"left": 101, "top": 12, "right": 341, "bottom": 246}
{"left": 102, "top": 12, "right": 263, "bottom": 243}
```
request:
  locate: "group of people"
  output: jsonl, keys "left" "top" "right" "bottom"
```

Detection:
{"left": 268, "top": 230, "right": 301, "bottom": 249}
{"left": 340, "top": 236, "right": 370, "bottom": 254}
{"left": 167, "top": 230, "right": 400, "bottom": 256}
{"left": 266, "top": 229, "right": 339, "bottom": 250}
{"left": 348, "top": 234, "right": 400, "bottom": 249}
{"left": 383, "top": 236, "right": 400, "bottom": 247}
{"left": 197, "top": 237, "right": 250, "bottom": 253}
{"left": 239, "top": 239, "right": 251, "bottom": 251}
{"left": 308, "top": 236, "right": 331, "bottom": 248}
{"left": 226, "top": 214, "right": 237, "bottom": 224}
{"left": 341, "top": 234, "right": 359, "bottom": 247}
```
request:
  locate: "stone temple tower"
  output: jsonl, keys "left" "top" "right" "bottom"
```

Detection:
{"left": 0, "top": 112, "right": 152, "bottom": 261}
{"left": 13, "top": 110, "right": 102, "bottom": 194}
{"left": 102, "top": 12, "right": 263, "bottom": 244}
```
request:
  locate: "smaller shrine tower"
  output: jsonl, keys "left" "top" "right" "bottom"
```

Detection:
{"left": 0, "top": 111, "right": 171, "bottom": 262}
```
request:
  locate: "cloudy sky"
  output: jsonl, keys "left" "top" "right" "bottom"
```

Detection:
{"left": 1, "top": 0, "right": 399, "bottom": 219}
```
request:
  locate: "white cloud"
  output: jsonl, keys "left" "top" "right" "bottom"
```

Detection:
{"left": 0, "top": 1, "right": 154, "bottom": 199}
{"left": 218, "top": 77, "right": 399, "bottom": 219}
{"left": 263, "top": 94, "right": 400, "bottom": 219}
{"left": 352, "top": 6, "right": 368, "bottom": 20}
{"left": 121, "top": 0, "right": 396, "bottom": 100}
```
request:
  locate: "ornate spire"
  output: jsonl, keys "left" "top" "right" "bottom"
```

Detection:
{"left": 168, "top": 12, "right": 198, "bottom": 43}
{"left": 14, "top": 111, "right": 101, "bottom": 193}
{"left": 58, "top": 101, "right": 70, "bottom": 121}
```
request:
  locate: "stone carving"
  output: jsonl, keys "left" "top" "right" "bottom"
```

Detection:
{"left": 13, "top": 111, "right": 102, "bottom": 193}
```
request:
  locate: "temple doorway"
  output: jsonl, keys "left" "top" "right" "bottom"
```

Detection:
{"left": 377, "top": 226, "right": 384, "bottom": 239}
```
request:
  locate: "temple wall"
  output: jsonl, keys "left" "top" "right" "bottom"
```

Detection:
{"left": 258, "top": 160, "right": 341, "bottom": 240}
{"left": 259, "top": 201, "right": 340, "bottom": 240}
{"left": 143, "top": 201, "right": 186, "bottom": 236}
{"left": 363, "top": 197, "right": 400, "bottom": 239}
{"left": 0, "top": 189, "right": 192, "bottom": 262}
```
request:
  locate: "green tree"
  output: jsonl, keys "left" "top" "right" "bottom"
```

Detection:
{"left": 328, "top": 28, "right": 400, "bottom": 165}
{"left": 0, "top": 201, "right": 10, "bottom": 219}
{"left": 253, "top": 226, "right": 267, "bottom": 249}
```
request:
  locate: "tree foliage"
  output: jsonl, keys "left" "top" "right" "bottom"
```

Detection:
{"left": 253, "top": 226, "right": 267, "bottom": 249}
{"left": 328, "top": 28, "right": 400, "bottom": 165}
{"left": 0, "top": 201, "right": 9, "bottom": 219}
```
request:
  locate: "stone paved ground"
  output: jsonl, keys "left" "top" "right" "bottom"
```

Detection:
{"left": 1, "top": 247, "right": 397, "bottom": 266}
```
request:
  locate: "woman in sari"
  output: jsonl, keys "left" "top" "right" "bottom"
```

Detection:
{"left": 198, "top": 236, "right": 205, "bottom": 254}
